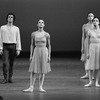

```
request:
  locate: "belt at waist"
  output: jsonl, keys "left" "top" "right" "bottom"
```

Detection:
{"left": 3, "top": 43, "right": 16, "bottom": 46}
{"left": 35, "top": 45, "right": 46, "bottom": 47}
{"left": 90, "top": 41, "right": 100, "bottom": 44}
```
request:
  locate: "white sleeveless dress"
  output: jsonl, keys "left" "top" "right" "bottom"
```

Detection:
{"left": 81, "top": 23, "right": 93, "bottom": 62}
{"left": 85, "top": 29, "right": 100, "bottom": 70}
{"left": 29, "top": 31, "right": 51, "bottom": 73}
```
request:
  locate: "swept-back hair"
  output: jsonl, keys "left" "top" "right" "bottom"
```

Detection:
{"left": 6, "top": 13, "right": 15, "bottom": 22}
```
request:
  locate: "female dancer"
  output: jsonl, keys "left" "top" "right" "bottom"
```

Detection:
{"left": 23, "top": 19, "right": 51, "bottom": 92}
{"left": 84, "top": 18, "right": 100, "bottom": 87}
{"left": 81, "top": 13, "right": 94, "bottom": 79}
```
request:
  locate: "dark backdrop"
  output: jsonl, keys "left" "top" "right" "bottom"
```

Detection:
{"left": 0, "top": 0, "right": 100, "bottom": 53}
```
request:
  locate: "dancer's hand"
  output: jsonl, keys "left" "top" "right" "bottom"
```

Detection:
{"left": 16, "top": 50, "right": 20, "bottom": 56}
{"left": 47, "top": 57, "right": 51, "bottom": 63}
{"left": 81, "top": 49, "right": 84, "bottom": 53}
{"left": 86, "top": 54, "right": 89, "bottom": 59}
{"left": 0, "top": 49, "right": 3, "bottom": 55}
{"left": 29, "top": 56, "right": 32, "bottom": 61}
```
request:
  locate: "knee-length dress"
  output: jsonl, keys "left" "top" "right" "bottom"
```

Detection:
{"left": 85, "top": 29, "right": 100, "bottom": 70}
{"left": 29, "top": 31, "right": 51, "bottom": 74}
{"left": 81, "top": 23, "right": 94, "bottom": 62}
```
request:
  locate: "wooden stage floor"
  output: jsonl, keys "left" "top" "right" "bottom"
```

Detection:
{"left": 0, "top": 57, "right": 100, "bottom": 100}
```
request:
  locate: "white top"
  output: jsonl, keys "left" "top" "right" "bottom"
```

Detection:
{"left": 32, "top": 31, "right": 50, "bottom": 47}
{"left": 88, "top": 28, "right": 100, "bottom": 43}
{"left": 0, "top": 25, "right": 21, "bottom": 50}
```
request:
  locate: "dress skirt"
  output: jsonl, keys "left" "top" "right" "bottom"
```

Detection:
{"left": 85, "top": 43, "right": 100, "bottom": 70}
{"left": 81, "top": 38, "right": 88, "bottom": 62}
{"left": 29, "top": 46, "right": 51, "bottom": 74}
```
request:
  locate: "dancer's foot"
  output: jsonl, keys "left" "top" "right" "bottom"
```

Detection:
{"left": 84, "top": 81, "right": 92, "bottom": 87}
{"left": 1, "top": 79, "right": 7, "bottom": 84}
{"left": 23, "top": 87, "right": 33, "bottom": 92}
{"left": 8, "top": 78, "right": 13, "bottom": 83}
{"left": 95, "top": 83, "right": 100, "bottom": 87}
{"left": 39, "top": 87, "right": 46, "bottom": 92}
{"left": 81, "top": 74, "right": 89, "bottom": 79}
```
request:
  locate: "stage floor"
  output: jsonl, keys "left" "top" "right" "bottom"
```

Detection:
{"left": 0, "top": 57, "right": 100, "bottom": 100}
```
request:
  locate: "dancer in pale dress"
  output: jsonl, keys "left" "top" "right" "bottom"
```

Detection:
{"left": 84, "top": 18, "right": 100, "bottom": 87}
{"left": 23, "top": 19, "right": 51, "bottom": 92}
{"left": 81, "top": 13, "right": 94, "bottom": 79}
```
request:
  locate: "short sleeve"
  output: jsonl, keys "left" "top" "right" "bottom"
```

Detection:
{"left": 82, "top": 24, "right": 86, "bottom": 30}
{"left": 46, "top": 32, "right": 50, "bottom": 39}
{"left": 31, "top": 32, "right": 35, "bottom": 39}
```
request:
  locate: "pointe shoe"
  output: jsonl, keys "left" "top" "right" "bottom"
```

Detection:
{"left": 81, "top": 75, "right": 89, "bottom": 79}
{"left": 95, "top": 83, "right": 100, "bottom": 87}
{"left": 39, "top": 88, "right": 46, "bottom": 92}
{"left": 23, "top": 87, "right": 33, "bottom": 92}
{"left": 84, "top": 82, "right": 92, "bottom": 87}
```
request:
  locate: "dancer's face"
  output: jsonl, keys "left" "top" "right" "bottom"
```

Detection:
{"left": 7, "top": 15, "right": 14, "bottom": 23}
{"left": 87, "top": 13, "right": 94, "bottom": 21}
{"left": 37, "top": 20, "right": 45, "bottom": 28}
{"left": 93, "top": 18, "right": 99, "bottom": 26}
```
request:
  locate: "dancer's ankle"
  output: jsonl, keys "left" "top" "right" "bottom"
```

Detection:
{"left": 30, "top": 86, "right": 33, "bottom": 89}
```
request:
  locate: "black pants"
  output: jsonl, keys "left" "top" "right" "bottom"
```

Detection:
{"left": 2, "top": 43, "right": 16, "bottom": 80}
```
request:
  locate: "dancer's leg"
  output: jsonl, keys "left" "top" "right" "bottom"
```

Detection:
{"left": 92, "top": 70, "right": 95, "bottom": 80}
{"left": 81, "top": 62, "right": 89, "bottom": 79}
{"left": 39, "top": 73, "right": 46, "bottom": 92}
{"left": 23, "top": 72, "right": 36, "bottom": 92}
{"left": 84, "top": 70, "right": 93, "bottom": 87}
{"left": 81, "top": 70, "right": 89, "bottom": 79}
{"left": 95, "top": 70, "right": 100, "bottom": 87}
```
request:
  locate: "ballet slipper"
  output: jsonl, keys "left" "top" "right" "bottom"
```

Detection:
{"left": 84, "top": 81, "right": 92, "bottom": 87}
{"left": 39, "top": 87, "right": 46, "bottom": 92}
{"left": 23, "top": 87, "right": 33, "bottom": 92}
{"left": 95, "top": 83, "right": 100, "bottom": 87}
{"left": 81, "top": 74, "right": 89, "bottom": 79}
